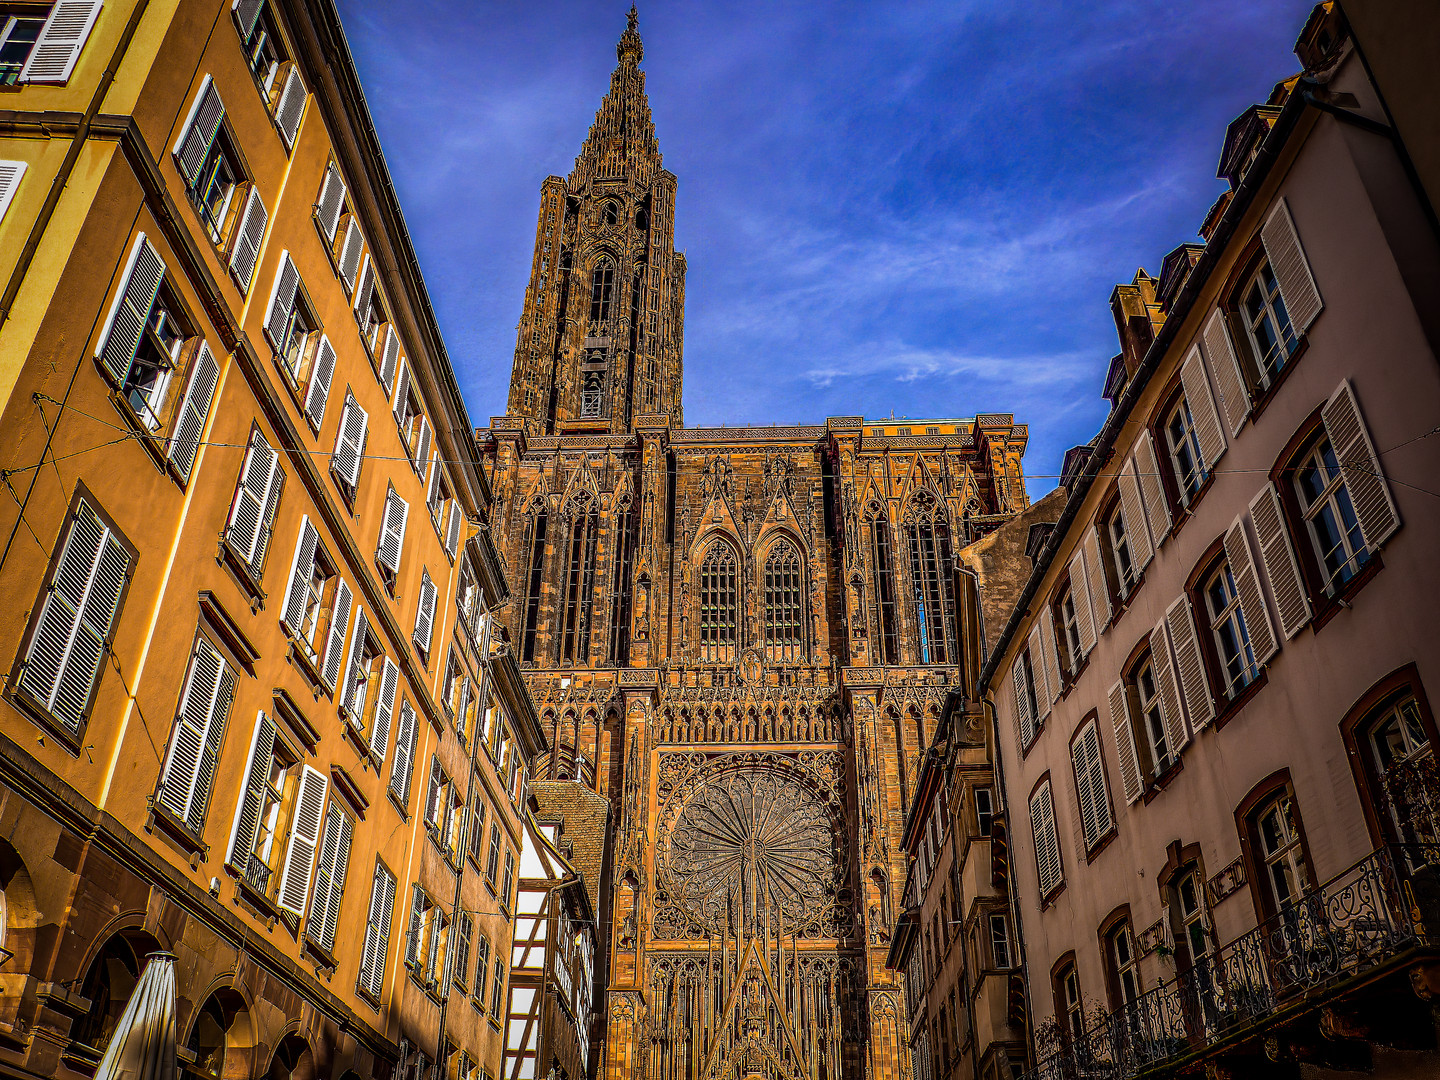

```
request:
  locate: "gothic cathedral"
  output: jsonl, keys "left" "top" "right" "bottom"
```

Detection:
{"left": 480, "top": 11, "right": 1029, "bottom": 1079}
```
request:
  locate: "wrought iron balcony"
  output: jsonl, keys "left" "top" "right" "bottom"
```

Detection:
{"left": 1022, "top": 844, "right": 1439, "bottom": 1080}
{"left": 243, "top": 852, "right": 274, "bottom": 895}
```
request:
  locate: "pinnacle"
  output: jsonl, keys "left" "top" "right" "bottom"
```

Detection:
{"left": 618, "top": 4, "right": 643, "bottom": 65}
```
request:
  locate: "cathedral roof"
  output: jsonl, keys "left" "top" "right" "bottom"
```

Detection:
{"left": 571, "top": 6, "right": 662, "bottom": 188}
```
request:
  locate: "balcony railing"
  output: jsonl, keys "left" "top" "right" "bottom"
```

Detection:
{"left": 1023, "top": 844, "right": 1439, "bottom": 1080}
{"left": 243, "top": 852, "right": 274, "bottom": 895}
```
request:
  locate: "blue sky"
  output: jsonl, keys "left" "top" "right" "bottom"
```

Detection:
{"left": 341, "top": 1, "right": 1318, "bottom": 499}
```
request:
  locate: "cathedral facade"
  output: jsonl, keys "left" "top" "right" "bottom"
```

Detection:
{"left": 480, "top": 12, "right": 1030, "bottom": 1079}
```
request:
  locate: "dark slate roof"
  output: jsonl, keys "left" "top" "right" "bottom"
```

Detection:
{"left": 530, "top": 781, "right": 611, "bottom": 914}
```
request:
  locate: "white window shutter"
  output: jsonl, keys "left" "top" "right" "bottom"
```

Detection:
{"left": 276, "top": 765, "right": 327, "bottom": 917}
{"left": 445, "top": 502, "right": 462, "bottom": 560}
{"left": 1223, "top": 516, "right": 1278, "bottom": 664}
{"left": 1149, "top": 619, "right": 1189, "bottom": 757}
{"left": 1261, "top": 197, "right": 1322, "bottom": 332}
{"left": 19, "top": 499, "right": 130, "bottom": 733}
{"left": 1180, "top": 346, "right": 1225, "bottom": 470}
{"left": 1322, "top": 380, "right": 1400, "bottom": 550}
{"left": 226, "top": 432, "right": 279, "bottom": 564}
{"left": 405, "top": 885, "right": 425, "bottom": 967}
{"left": 306, "top": 803, "right": 351, "bottom": 952}
{"left": 1116, "top": 456, "right": 1153, "bottom": 572}
{"left": 281, "top": 517, "right": 319, "bottom": 639}
{"left": 1164, "top": 594, "right": 1214, "bottom": 730}
{"left": 413, "top": 415, "right": 432, "bottom": 475}
{"left": 413, "top": 569, "right": 436, "bottom": 657}
{"left": 1248, "top": 484, "right": 1311, "bottom": 639}
{"left": 332, "top": 395, "right": 368, "bottom": 487}
{"left": 338, "top": 219, "right": 365, "bottom": 293}
{"left": 229, "top": 186, "right": 268, "bottom": 291}
{"left": 425, "top": 758, "right": 443, "bottom": 826}
{"left": 1067, "top": 548, "right": 1096, "bottom": 657}
{"left": 390, "top": 699, "right": 417, "bottom": 802}
{"left": 321, "top": 579, "right": 353, "bottom": 689}
{"left": 304, "top": 334, "right": 337, "bottom": 430}
{"left": 1029, "top": 781, "right": 1062, "bottom": 898}
{"left": 377, "top": 490, "right": 409, "bottom": 575}
{"left": 263, "top": 251, "right": 299, "bottom": 350}
{"left": 96, "top": 234, "right": 164, "bottom": 384}
{"left": 274, "top": 66, "right": 307, "bottom": 150}
{"left": 379, "top": 326, "right": 401, "bottom": 393}
{"left": 0, "top": 161, "right": 27, "bottom": 224}
{"left": 1107, "top": 679, "right": 1143, "bottom": 805}
{"left": 226, "top": 710, "right": 276, "bottom": 868}
{"left": 371, "top": 657, "right": 399, "bottom": 762}
{"left": 167, "top": 342, "right": 220, "bottom": 482}
{"left": 315, "top": 162, "right": 346, "bottom": 242}
{"left": 157, "top": 638, "right": 234, "bottom": 834}
{"left": 1037, "top": 609, "right": 1062, "bottom": 710}
{"left": 425, "top": 452, "right": 440, "bottom": 514}
{"left": 1134, "top": 429, "right": 1171, "bottom": 546}
{"left": 1071, "top": 734, "right": 1098, "bottom": 849}
{"left": 353, "top": 254, "right": 376, "bottom": 316}
{"left": 19, "top": 0, "right": 103, "bottom": 84}
{"left": 361, "top": 863, "right": 397, "bottom": 998}
{"left": 173, "top": 75, "right": 226, "bottom": 189}
{"left": 1082, "top": 720, "right": 1111, "bottom": 841}
{"left": 392, "top": 359, "right": 410, "bottom": 421}
{"left": 1203, "top": 309, "right": 1251, "bottom": 437}
{"left": 1011, "top": 657, "right": 1034, "bottom": 753}
{"left": 1025, "top": 624, "right": 1049, "bottom": 722}
{"left": 341, "top": 606, "right": 371, "bottom": 718}
{"left": 233, "top": 0, "right": 262, "bottom": 39}
{"left": 1083, "top": 525, "right": 1111, "bottom": 631}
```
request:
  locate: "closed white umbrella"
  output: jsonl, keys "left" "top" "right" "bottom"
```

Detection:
{"left": 95, "top": 950, "right": 178, "bottom": 1080}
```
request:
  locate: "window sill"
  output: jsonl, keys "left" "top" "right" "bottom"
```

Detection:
{"left": 228, "top": 861, "right": 283, "bottom": 924}
{"left": 1311, "top": 553, "right": 1384, "bottom": 634}
{"left": 1038, "top": 881, "right": 1066, "bottom": 912}
{"left": 270, "top": 351, "right": 319, "bottom": 435}
{"left": 1169, "top": 471, "right": 1217, "bottom": 541}
{"left": 4, "top": 681, "right": 87, "bottom": 755}
{"left": 388, "top": 786, "right": 411, "bottom": 821}
{"left": 146, "top": 801, "right": 208, "bottom": 861}
{"left": 1248, "top": 336, "right": 1309, "bottom": 424}
{"left": 1140, "top": 756, "right": 1185, "bottom": 804}
{"left": 330, "top": 467, "right": 358, "bottom": 513}
{"left": 217, "top": 537, "right": 267, "bottom": 611}
{"left": 355, "top": 984, "right": 381, "bottom": 1013}
{"left": 1083, "top": 826, "right": 1118, "bottom": 866}
{"left": 303, "top": 935, "right": 338, "bottom": 973}
{"left": 488, "top": 1015, "right": 502, "bottom": 1033}
{"left": 103, "top": 383, "right": 174, "bottom": 482}
{"left": 1210, "top": 669, "right": 1268, "bottom": 732}
{"left": 284, "top": 632, "right": 326, "bottom": 698}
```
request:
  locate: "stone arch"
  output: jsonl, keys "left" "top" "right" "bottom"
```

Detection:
{"left": 70, "top": 926, "right": 163, "bottom": 1052}
{"left": 0, "top": 839, "right": 39, "bottom": 978}
{"left": 182, "top": 986, "right": 257, "bottom": 1080}
{"left": 267, "top": 1032, "right": 317, "bottom": 1080}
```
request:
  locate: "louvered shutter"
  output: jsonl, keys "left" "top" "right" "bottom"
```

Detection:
{"left": 371, "top": 658, "right": 399, "bottom": 762}
{"left": 392, "top": 360, "right": 410, "bottom": 421}
{"left": 1072, "top": 721, "right": 1111, "bottom": 848}
{"left": 315, "top": 162, "right": 346, "bottom": 242}
{"left": 413, "top": 570, "right": 436, "bottom": 656}
{"left": 405, "top": 885, "right": 425, "bottom": 966}
{"left": 1223, "top": 517, "right": 1278, "bottom": 664}
{"left": 19, "top": 1, "right": 102, "bottom": 84}
{"left": 353, "top": 254, "right": 376, "bottom": 317}
{"left": 225, "top": 433, "right": 283, "bottom": 567}
{"left": 1134, "top": 430, "right": 1171, "bottom": 545}
{"left": 425, "top": 758, "right": 444, "bottom": 826}
{"left": 274, "top": 66, "right": 307, "bottom": 149}
{"left": 425, "top": 451, "right": 440, "bottom": 515}
{"left": 1248, "top": 484, "right": 1311, "bottom": 638}
{"left": 1025, "top": 625, "right": 1049, "bottom": 722}
{"left": 1084, "top": 526, "right": 1111, "bottom": 631}
{"left": 1116, "top": 458, "right": 1153, "bottom": 571}
{"left": 413, "top": 416, "right": 432, "bottom": 476}
{"left": 229, "top": 187, "right": 267, "bottom": 291}
{"left": 340, "top": 606, "right": 371, "bottom": 718}
{"left": 167, "top": 342, "right": 220, "bottom": 482}
{"left": 1071, "top": 733, "right": 1098, "bottom": 849}
{"left": 1203, "top": 309, "right": 1251, "bottom": 437}
{"left": 377, "top": 491, "right": 409, "bottom": 575}
{"left": 303, "top": 334, "right": 336, "bottom": 429}
{"left": 0, "top": 161, "right": 28, "bottom": 223}
{"left": 361, "top": 863, "right": 396, "bottom": 997}
{"left": 1068, "top": 548, "right": 1096, "bottom": 657}
{"left": 1164, "top": 595, "right": 1214, "bottom": 729}
{"left": 306, "top": 803, "right": 351, "bottom": 951}
{"left": 1180, "top": 346, "right": 1225, "bottom": 470}
{"left": 332, "top": 395, "right": 367, "bottom": 488}
{"left": 445, "top": 502, "right": 462, "bottom": 560}
{"left": 1322, "top": 380, "right": 1400, "bottom": 550}
{"left": 1108, "top": 680, "right": 1143, "bottom": 805}
{"left": 157, "top": 639, "right": 234, "bottom": 833}
{"left": 321, "top": 579, "right": 353, "bottom": 689}
{"left": 390, "top": 698, "right": 417, "bottom": 801}
{"left": 19, "top": 499, "right": 129, "bottom": 733}
{"left": 1083, "top": 721, "right": 1112, "bottom": 840}
{"left": 338, "top": 219, "right": 364, "bottom": 292}
{"left": 226, "top": 710, "right": 276, "bottom": 868}
{"left": 263, "top": 252, "right": 299, "bottom": 350}
{"left": 1261, "top": 197, "right": 1322, "bottom": 332}
{"left": 379, "top": 326, "right": 401, "bottom": 393}
{"left": 96, "top": 234, "right": 164, "bottom": 384}
{"left": 281, "top": 517, "right": 318, "bottom": 638}
{"left": 233, "top": 0, "right": 262, "bottom": 39}
{"left": 276, "top": 765, "right": 327, "bottom": 917}
{"left": 1029, "top": 781, "right": 1062, "bottom": 898}
{"left": 173, "top": 76, "right": 225, "bottom": 189}
{"left": 1149, "top": 620, "right": 1189, "bottom": 758}
{"left": 1037, "top": 609, "right": 1062, "bottom": 709}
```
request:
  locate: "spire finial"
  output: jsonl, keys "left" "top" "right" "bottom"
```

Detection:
{"left": 619, "top": 4, "right": 643, "bottom": 65}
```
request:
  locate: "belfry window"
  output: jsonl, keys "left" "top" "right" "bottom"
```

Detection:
{"left": 589, "top": 261, "right": 615, "bottom": 324}
{"left": 557, "top": 498, "right": 600, "bottom": 665}
{"left": 608, "top": 501, "right": 634, "bottom": 666}
{"left": 906, "top": 498, "right": 957, "bottom": 664}
{"left": 763, "top": 540, "right": 805, "bottom": 663}
{"left": 699, "top": 540, "right": 738, "bottom": 663}
{"left": 520, "top": 507, "right": 547, "bottom": 662}
{"left": 580, "top": 368, "right": 604, "bottom": 418}
{"left": 867, "top": 511, "right": 900, "bottom": 665}
{"left": 602, "top": 201, "right": 618, "bottom": 226}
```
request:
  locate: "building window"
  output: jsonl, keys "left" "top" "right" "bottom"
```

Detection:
{"left": 276, "top": 280, "right": 319, "bottom": 389}
{"left": 1105, "top": 918, "right": 1141, "bottom": 1009}
{"left": 905, "top": 497, "right": 956, "bottom": 664}
{"left": 0, "top": 7, "right": 46, "bottom": 85}
{"left": 698, "top": 539, "right": 739, "bottom": 663}
{"left": 520, "top": 506, "right": 547, "bottom": 662}
{"left": 580, "top": 367, "right": 604, "bottom": 418}
{"left": 762, "top": 540, "right": 805, "bottom": 663}
{"left": 867, "top": 511, "right": 900, "bottom": 665}
{"left": 1163, "top": 396, "right": 1207, "bottom": 504}
{"left": 1293, "top": 433, "right": 1366, "bottom": 593}
{"left": 1173, "top": 866, "right": 1212, "bottom": 968}
{"left": 473, "top": 934, "right": 490, "bottom": 1009}
{"left": 608, "top": 502, "right": 635, "bottom": 665}
{"left": 974, "top": 787, "right": 994, "bottom": 837}
{"left": 1251, "top": 790, "right": 1311, "bottom": 915}
{"left": 1070, "top": 716, "right": 1112, "bottom": 851}
{"left": 155, "top": 637, "right": 237, "bottom": 836}
{"left": 489, "top": 956, "right": 505, "bottom": 1017}
{"left": 393, "top": 378, "right": 430, "bottom": 474}
{"left": 226, "top": 711, "right": 299, "bottom": 899}
{"left": 1105, "top": 504, "right": 1137, "bottom": 598}
{"left": 1202, "top": 557, "right": 1257, "bottom": 698}
{"left": 589, "top": 260, "right": 615, "bottom": 323}
{"left": 1241, "top": 259, "right": 1297, "bottom": 386}
{"left": 486, "top": 822, "right": 501, "bottom": 885}
{"left": 1029, "top": 778, "right": 1063, "bottom": 900}
{"left": 502, "top": 850, "right": 515, "bottom": 910}
{"left": 1056, "top": 586, "right": 1081, "bottom": 677}
{"left": 602, "top": 200, "right": 618, "bottom": 226}
{"left": 557, "top": 499, "right": 601, "bottom": 664}
{"left": 1361, "top": 692, "right": 1439, "bottom": 848}
{"left": 223, "top": 429, "right": 285, "bottom": 575}
{"left": 237, "top": 1, "right": 285, "bottom": 95}
{"left": 357, "top": 279, "right": 387, "bottom": 354}
{"left": 338, "top": 614, "right": 384, "bottom": 732}
{"left": 1055, "top": 961, "right": 1083, "bottom": 1044}
{"left": 988, "top": 913, "right": 1012, "bottom": 969}
{"left": 281, "top": 520, "right": 342, "bottom": 671}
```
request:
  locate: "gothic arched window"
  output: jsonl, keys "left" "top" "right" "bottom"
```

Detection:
{"left": 602, "top": 201, "right": 619, "bottom": 226}
{"left": 589, "top": 260, "right": 615, "bottom": 324}
{"left": 763, "top": 539, "right": 805, "bottom": 663}
{"left": 699, "top": 540, "right": 738, "bottom": 662}
{"left": 520, "top": 504, "right": 548, "bottom": 662}
{"left": 906, "top": 494, "right": 958, "bottom": 664}
{"left": 867, "top": 509, "right": 900, "bottom": 665}
{"left": 558, "top": 497, "right": 601, "bottom": 664}
{"left": 608, "top": 498, "right": 635, "bottom": 666}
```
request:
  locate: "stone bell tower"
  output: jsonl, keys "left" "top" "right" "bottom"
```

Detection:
{"left": 505, "top": 6, "right": 686, "bottom": 436}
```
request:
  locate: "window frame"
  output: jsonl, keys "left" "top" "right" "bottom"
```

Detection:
{"left": 1187, "top": 542, "right": 1261, "bottom": 716}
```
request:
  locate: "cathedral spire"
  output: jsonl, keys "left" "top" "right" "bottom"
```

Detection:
{"left": 573, "top": 4, "right": 661, "bottom": 184}
{"left": 618, "top": 5, "right": 642, "bottom": 66}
